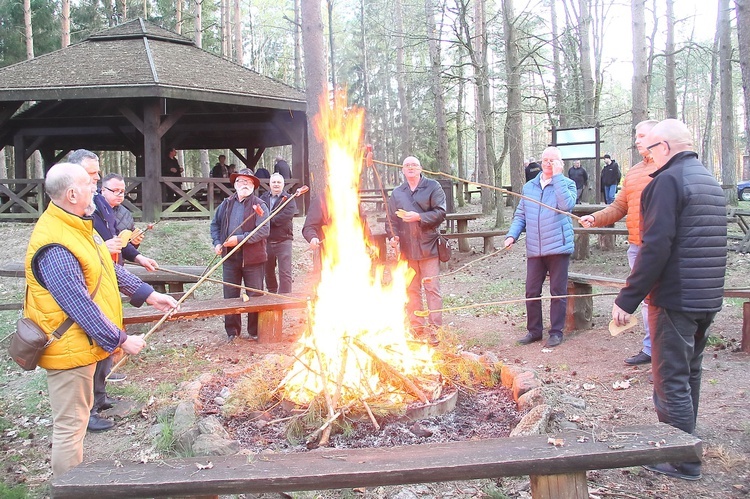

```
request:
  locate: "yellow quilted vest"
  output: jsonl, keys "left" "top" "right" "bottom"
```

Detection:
{"left": 24, "top": 202, "right": 123, "bottom": 370}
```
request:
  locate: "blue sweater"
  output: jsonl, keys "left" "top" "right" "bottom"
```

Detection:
{"left": 507, "top": 173, "right": 577, "bottom": 257}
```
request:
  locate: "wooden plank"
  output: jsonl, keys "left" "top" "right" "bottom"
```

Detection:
{"left": 568, "top": 273, "right": 626, "bottom": 288}
{"left": 572, "top": 227, "right": 629, "bottom": 236}
{"left": 258, "top": 309, "right": 283, "bottom": 343}
{"left": 50, "top": 423, "right": 700, "bottom": 499}
{"left": 442, "top": 230, "right": 507, "bottom": 239}
{"left": 123, "top": 295, "right": 306, "bottom": 325}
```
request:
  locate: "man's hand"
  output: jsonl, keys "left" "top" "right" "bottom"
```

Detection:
{"left": 612, "top": 303, "right": 632, "bottom": 327}
{"left": 135, "top": 255, "right": 158, "bottom": 271}
{"left": 105, "top": 238, "right": 122, "bottom": 255}
{"left": 401, "top": 211, "right": 421, "bottom": 223}
{"left": 503, "top": 237, "right": 514, "bottom": 249}
{"left": 579, "top": 215, "right": 595, "bottom": 228}
{"left": 214, "top": 243, "right": 223, "bottom": 255}
{"left": 552, "top": 159, "right": 564, "bottom": 176}
{"left": 121, "top": 334, "right": 146, "bottom": 355}
{"left": 146, "top": 291, "right": 180, "bottom": 312}
{"left": 389, "top": 236, "right": 400, "bottom": 249}
{"left": 223, "top": 236, "right": 240, "bottom": 248}
{"left": 131, "top": 232, "right": 145, "bottom": 246}
{"left": 309, "top": 237, "right": 321, "bottom": 250}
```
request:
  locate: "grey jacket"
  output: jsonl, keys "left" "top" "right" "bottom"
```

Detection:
{"left": 386, "top": 176, "right": 446, "bottom": 261}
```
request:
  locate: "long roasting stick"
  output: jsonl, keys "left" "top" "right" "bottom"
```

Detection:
{"left": 108, "top": 186, "right": 309, "bottom": 377}
{"left": 373, "top": 158, "right": 582, "bottom": 222}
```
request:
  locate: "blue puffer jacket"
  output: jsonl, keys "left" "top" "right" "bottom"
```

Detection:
{"left": 507, "top": 174, "right": 577, "bottom": 257}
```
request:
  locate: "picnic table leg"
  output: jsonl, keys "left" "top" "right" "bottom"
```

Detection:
{"left": 530, "top": 472, "right": 588, "bottom": 499}
{"left": 565, "top": 280, "right": 593, "bottom": 333}
{"left": 457, "top": 220, "right": 470, "bottom": 252}
{"left": 572, "top": 234, "right": 590, "bottom": 260}
{"left": 258, "top": 310, "right": 283, "bottom": 343}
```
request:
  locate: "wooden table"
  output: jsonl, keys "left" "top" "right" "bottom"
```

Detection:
{"left": 0, "top": 262, "right": 205, "bottom": 294}
{"left": 445, "top": 213, "right": 481, "bottom": 252}
{"left": 729, "top": 208, "right": 750, "bottom": 253}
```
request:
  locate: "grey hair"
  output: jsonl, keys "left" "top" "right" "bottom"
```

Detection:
{"left": 102, "top": 173, "right": 124, "bottom": 185}
{"left": 45, "top": 163, "right": 84, "bottom": 201}
{"left": 68, "top": 149, "right": 99, "bottom": 165}
{"left": 270, "top": 172, "right": 285, "bottom": 182}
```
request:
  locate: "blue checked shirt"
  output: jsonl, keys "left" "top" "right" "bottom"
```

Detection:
{"left": 34, "top": 245, "right": 154, "bottom": 353}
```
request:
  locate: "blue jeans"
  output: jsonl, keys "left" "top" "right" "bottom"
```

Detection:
{"left": 604, "top": 184, "right": 617, "bottom": 204}
{"left": 222, "top": 255, "right": 265, "bottom": 337}
{"left": 649, "top": 306, "right": 714, "bottom": 435}
{"left": 627, "top": 244, "right": 651, "bottom": 355}
{"left": 407, "top": 257, "right": 442, "bottom": 327}
{"left": 526, "top": 254, "right": 569, "bottom": 338}
{"left": 265, "top": 239, "right": 293, "bottom": 294}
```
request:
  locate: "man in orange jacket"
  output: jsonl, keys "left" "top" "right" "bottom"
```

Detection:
{"left": 580, "top": 120, "right": 658, "bottom": 365}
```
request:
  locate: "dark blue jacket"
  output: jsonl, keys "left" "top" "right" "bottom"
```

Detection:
{"left": 261, "top": 191, "right": 297, "bottom": 241}
{"left": 92, "top": 194, "right": 140, "bottom": 263}
{"left": 616, "top": 151, "right": 727, "bottom": 313}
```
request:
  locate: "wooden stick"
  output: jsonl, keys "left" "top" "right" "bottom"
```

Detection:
{"left": 108, "top": 186, "right": 309, "bottom": 378}
{"left": 373, "top": 158, "right": 582, "bottom": 222}
{"left": 352, "top": 337, "right": 429, "bottom": 404}
{"left": 361, "top": 398, "right": 381, "bottom": 431}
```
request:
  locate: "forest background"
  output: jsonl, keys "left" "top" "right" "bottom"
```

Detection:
{"left": 0, "top": 0, "right": 748, "bottom": 220}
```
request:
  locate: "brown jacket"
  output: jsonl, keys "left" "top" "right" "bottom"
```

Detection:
{"left": 590, "top": 156, "right": 657, "bottom": 245}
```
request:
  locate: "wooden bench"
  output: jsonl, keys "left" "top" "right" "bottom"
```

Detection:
{"left": 123, "top": 295, "right": 306, "bottom": 343}
{"left": 50, "top": 423, "right": 700, "bottom": 499}
{"left": 567, "top": 273, "right": 750, "bottom": 351}
{"left": 443, "top": 230, "right": 507, "bottom": 254}
{"left": 571, "top": 227, "right": 629, "bottom": 260}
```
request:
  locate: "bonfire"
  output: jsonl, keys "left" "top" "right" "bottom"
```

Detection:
{"left": 277, "top": 92, "right": 444, "bottom": 441}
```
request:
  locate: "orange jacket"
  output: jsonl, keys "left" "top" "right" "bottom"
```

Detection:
{"left": 591, "top": 156, "right": 657, "bottom": 245}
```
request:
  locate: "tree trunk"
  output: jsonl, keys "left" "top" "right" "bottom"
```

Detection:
{"left": 631, "top": 0, "right": 648, "bottom": 167}
{"left": 176, "top": 0, "right": 182, "bottom": 34}
{"left": 62, "top": 0, "right": 70, "bottom": 48}
{"left": 328, "top": 0, "right": 336, "bottom": 89}
{"left": 301, "top": 0, "right": 328, "bottom": 196}
{"left": 395, "top": 0, "right": 411, "bottom": 159}
{"left": 473, "top": 0, "right": 493, "bottom": 214}
{"left": 425, "top": 0, "right": 449, "bottom": 175}
{"left": 503, "top": 0, "right": 521, "bottom": 225}
{"left": 665, "top": 0, "right": 677, "bottom": 118}
{"left": 194, "top": 0, "right": 202, "bottom": 48}
{"left": 24, "top": 0, "right": 33, "bottom": 60}
{"left": 719, "top": 0, "right": 737, "bottom": 204}
{"left": 456, "top": 48, "right": 466, "bottom": 208}
{"left": 294, "top": 0, "right": 302, "bottom": 88}
{"left": 702, "top": 30, "right": 720, "bottom": 171}
{"left": 736, "top": 0, "right": 750, "bottom": 180}
{"left": 234, "top": 0, "right": 242, "bottom": 63}
{"left": 577, "top": 0, "right": 594, "bottom": 123}
{"left": 550, "top": 1, "right": 564, "bottom": 128}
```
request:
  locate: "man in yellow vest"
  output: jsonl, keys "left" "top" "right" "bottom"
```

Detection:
{"left": 24, "top": 163, "right": 178, "bottom": 476}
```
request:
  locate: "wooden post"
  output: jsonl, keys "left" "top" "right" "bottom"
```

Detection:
{"left": 530, "top": 472, "right": 588, "bottom": 499}
{"left": 572, "top": 233, "right": 590, "bottom": 260}
{"left": 258, "top": 310, "right": 283, "bottom": 343}
{"left": 565, "top": 280, "right": 593, "bottom": 333}
{"left": 142, "top": 100, "right": 162, "bottom": 223}
{"left": 743, "top": 302, "right": 750, "bottom": 353}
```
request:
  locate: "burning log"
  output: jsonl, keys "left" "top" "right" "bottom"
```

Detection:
{"left": 352, "top": 338, "right": 430, "bottom": 404}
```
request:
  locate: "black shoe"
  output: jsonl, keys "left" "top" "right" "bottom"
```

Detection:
{"left": 545, "top": 335, "right": 563, "bottom": 348}
{"left": 625, "top": 351, "right": 652, "bottom": 365}
{"left": 643, "top": 462, "right": 701, "bottom": 481}
{"left": 107, "top": 372, "right": 126, "bottom": 382}
{"left": 517, "top": 333, "right": 542, "bottom": 345}
{"left": 87, "top": 414, "right": 114, "bottom": 432}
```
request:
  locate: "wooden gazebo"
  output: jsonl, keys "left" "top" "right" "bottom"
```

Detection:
{"left": 0, "top": 18, "right": 308, "bottom": 221}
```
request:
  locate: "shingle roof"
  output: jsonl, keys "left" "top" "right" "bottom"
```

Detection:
{"left": 0, "top": 18, "right": 305, "bottom": 110}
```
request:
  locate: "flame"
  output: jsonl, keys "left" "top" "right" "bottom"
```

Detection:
{"left": 281, "top": 91, "right": 439, "bottom": 408}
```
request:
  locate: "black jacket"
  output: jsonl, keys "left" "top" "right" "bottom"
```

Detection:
{"left": 261, "top": 191, "right": 297, "bottom": 241}
{"left": 615, "top": 151, "right": 726, "bottom": 313}
{"left": 601, "top": 160, "right": 621, "bottom": 187}
{"left": 386, "top": 176, "right": 447, "bottom": 261}
{"left": 210, "top": 193, "right": 270, "bottom": 265}
{"left": 525, "top": 162, "right": 541, "bottom": 182}
{"left": 567, "top": 166, "right": 588, "bottom": 189}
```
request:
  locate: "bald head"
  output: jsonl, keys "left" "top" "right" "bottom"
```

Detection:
{"left": 644, "top": 119, "right": 694, "bottom": 167}
{"left": 45, "top": 163, "right": 95, "bottom": 216}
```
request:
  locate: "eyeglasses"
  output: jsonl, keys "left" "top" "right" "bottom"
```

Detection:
{"left": 234, "top": 179, "right": 253, "bottom": 186}
{"left": 103, "top": 186, "right": 126, "bottom": 196}
{"left": 646, "top": 141, "right": 669, "bottom": 152}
